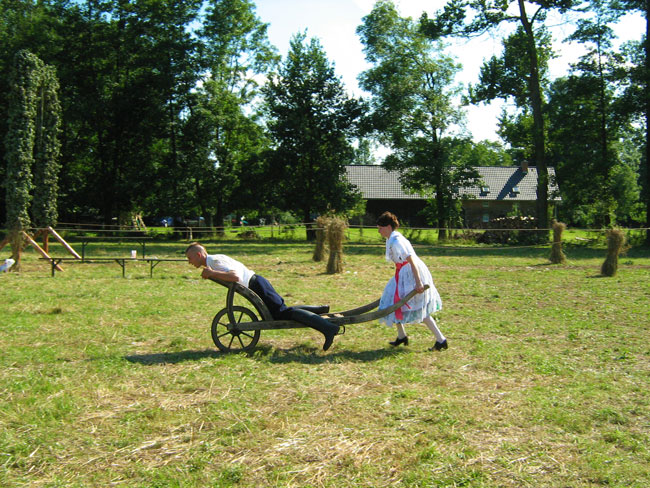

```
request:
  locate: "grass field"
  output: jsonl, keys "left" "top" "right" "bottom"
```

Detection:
{"left": 2, "top": 238, "right": 650, "bottom": 487}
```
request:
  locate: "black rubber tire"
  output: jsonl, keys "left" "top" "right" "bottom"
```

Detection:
{"left": 211, "top": 306, "right": 260, "bottom": 352}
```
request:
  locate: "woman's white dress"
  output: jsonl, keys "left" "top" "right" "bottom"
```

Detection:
{"left": 379, "top": 231, "right": 442, "bottom": 326}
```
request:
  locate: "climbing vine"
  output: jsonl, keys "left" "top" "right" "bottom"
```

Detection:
{"left": 32, "top": 64, "right": 62, "bottom": 228}
{"left": 4, "top": 50, "right": 61, "bottom": 270}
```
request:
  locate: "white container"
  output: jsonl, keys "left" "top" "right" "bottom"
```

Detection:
{"left": 0, "top": 258, "right": 15, "bottom": 272}
{"left": 131, "top": 250, "right": 137, "bottom": 259}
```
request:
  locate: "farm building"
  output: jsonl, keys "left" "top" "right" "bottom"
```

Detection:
{"left": 344, "top": 163, "right": 561, "bottom": 227}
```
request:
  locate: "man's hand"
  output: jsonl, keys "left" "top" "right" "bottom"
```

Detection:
{"left": 201, "top": 267, "right": 216, "bottom": 280}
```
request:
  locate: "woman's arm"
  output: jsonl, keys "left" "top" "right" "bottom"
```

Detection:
{"left": 405, "top": 255, "right": 424, "bottom": 293}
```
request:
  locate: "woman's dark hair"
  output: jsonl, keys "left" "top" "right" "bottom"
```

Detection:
{"left": 376, "top": 211, "right": 399, "bottom": 229}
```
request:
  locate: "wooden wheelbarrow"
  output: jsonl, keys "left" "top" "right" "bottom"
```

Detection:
{"left": 208, "top": 277, "right": 428, "bottom": 352}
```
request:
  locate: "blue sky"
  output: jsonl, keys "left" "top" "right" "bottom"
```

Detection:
{"left": 254, "top": 0, "right": 645, "bottom": 143}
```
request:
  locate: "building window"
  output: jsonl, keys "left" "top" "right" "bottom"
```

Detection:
{"left": 482, "top": 213, "right": 490, "bottom": 223}
{"left": 482, "top": 201, "right": 489, "bottom": 208}
{"left": 480, "top": 186, "right": 490, "bottom": 194}
{"left": 512, "top": 185, "right": 520, "bottom": 194}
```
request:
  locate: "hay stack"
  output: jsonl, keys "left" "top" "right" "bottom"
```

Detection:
{"left": 326, "top": 217, "right": 347, "bottom": 274}
{"left": 549, "top": 220, "right": 567, "bottom": 264}
{"left": 601, "top": 228, "right": 626, "bottom": 277}
{"left": 312, "top": 215, "right": 330, "bottom": 262}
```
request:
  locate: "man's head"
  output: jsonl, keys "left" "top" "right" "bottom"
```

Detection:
{"left": 185, "top": 242, "right": 207, "bottom": 268}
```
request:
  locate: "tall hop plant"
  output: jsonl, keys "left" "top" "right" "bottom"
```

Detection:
{"left": 5, "top": 51, "right": 39, "bottom": 233}
{"left": 32, "top": 65, "right": 62, "bottom": 228}
{"left": 4, "top": 50, "right": 61, "bottom": 270}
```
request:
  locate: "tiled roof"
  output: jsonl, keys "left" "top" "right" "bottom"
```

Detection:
{"left": 461, "top": 166, "right": 560, "bottom": 201}
{"left": 345, "top": 165, "right": 560, "bottom": 202}
{"left": 344, "top": 165, "right": 426, "bottom": 200}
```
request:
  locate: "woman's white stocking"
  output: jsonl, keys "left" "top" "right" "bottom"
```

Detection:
{"left": 423, "top": 316, "right": 445, "bottom": 343}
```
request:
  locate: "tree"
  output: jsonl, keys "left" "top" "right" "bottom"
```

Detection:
{"left": 4, "top": 50, "right": 60, "bottom": 270}
{"left": 352, "top": 138, "right": 378, "bottom": 165}
{"left": 18, "top": 0, "right": 204, "bottom": 225}
{"left": 357, "top": 0, "right": 478, "bottom": 239}
{"left": 192, "top": 0, "right": 279, "bottom": 229}
{"left": 139, "top": 0, "right": 204, "bottom": 220}
{"left": 263, "top": 33, "right": 363, "bottom": 239}
{"left": 547, "top": 0, "right": 635, "bottom": 226}
{"left": 616, "top": 0, "right": 649, "bottom": 242}
{"left": 421, "top": 0, "right": 584, "bottom": 231}
{"left": 0, "top": 0, "right": 53, "bottom": 225}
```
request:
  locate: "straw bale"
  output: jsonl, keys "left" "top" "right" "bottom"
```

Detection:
{"left": 549, "top": 221, "right": 566, "bottom": 264}
{"left": 312, "top": 216, "right": 330, "bottom": 262}
{"left": 326, "top": 217, "right": 347, "bottom": 274}
{"left": 601, "top": 228, "right": 626, "bottom": 277}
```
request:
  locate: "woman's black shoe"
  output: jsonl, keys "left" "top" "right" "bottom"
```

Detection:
{"left": 429, "top": 339, "right": 448, "bottom": 351}
{"left": 389, "top": 336, "right": 408, "bottom": 347}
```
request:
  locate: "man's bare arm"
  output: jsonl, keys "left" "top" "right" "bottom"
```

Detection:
{"left": 201, "top": 268, "right": 240, "bottom": 282}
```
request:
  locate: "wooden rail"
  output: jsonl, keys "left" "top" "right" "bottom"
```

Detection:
{"left": 46, "top": 257, "right": 186, "bottom": 277}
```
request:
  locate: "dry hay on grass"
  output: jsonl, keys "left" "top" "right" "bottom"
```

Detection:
{"left": 601, "top": 228, "right": 626, "bottom": 277}
{"left": 217, "top": 372, "right": 407, "bottom": 486}
{"left": 549, "top": 221, "right": 566, "bottom": 264}
{"left": 312, "top": 215, "right": 330, "bottom": 262}
{"left": 326, "top": 217, "right": 347, "bottom": 274}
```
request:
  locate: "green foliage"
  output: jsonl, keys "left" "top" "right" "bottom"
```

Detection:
{"left": 186, "top": 0, "right": 279, "bottom": 227}
{"left": 469, "top": 26, "right": 554, "bottom": 108}
{"left": 0, "top": 0, "right": 647, "bottom": 243}
{"left": 4, "top": 50, "right": 60, "bottom": 267}
{"left": 32, "top": 64, "right": 62, "bottom": 228}
{"left": 359, "top": 1, "right": 465, "bottom": 144}
{"left": 547, "top": 0, "right": 641, "bottom": 227}
{"left": 613, "top": 0, "right": 649, "bottom": 242}
{"left": 28, "top": 0, "right": 205, "bottom": 224}
{"left": 351, "top": 137, "right": 378, "bottom": 165}
{"left": 263, "top": 33, "right": 363, "bottom": 228}
{"left": 420, "top": 0, "right": 582, "bottom": 230}
{"left": 358, "top": 1, "right": 478, "bottom": 233}
{"left": 5, "top": 50, "right": 40, "bottom": 233}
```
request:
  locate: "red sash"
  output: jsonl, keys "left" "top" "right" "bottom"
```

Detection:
{"left": 393, "top": 261, "right": 411, "bottom": 321}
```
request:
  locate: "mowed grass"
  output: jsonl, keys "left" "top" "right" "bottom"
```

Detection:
{"left": 1, "top": 239, "right": 650, "bottom": 487}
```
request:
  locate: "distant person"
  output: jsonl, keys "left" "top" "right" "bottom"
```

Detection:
{"left": 376, "top": 212, "right": 447, "bottom": 351}
{"left": 185, "top": 243, "right": 340, "bottom": 351}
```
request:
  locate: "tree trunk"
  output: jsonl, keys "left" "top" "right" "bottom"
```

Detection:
{"left": 645, "top": 4, "right": 650, "bottom": 245}
{"left": 215, "top": 194, "right": 225, "bottom": 236}
{"left": 436, "top": 192, "right": 447, "bottom": 241}
{"left": 304, "top": 209, "right": 316, "bottom": 241}
{"left": 518, "top": 0, "right": 548, "bottom": 232}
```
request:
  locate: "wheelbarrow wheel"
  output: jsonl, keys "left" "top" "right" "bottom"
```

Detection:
{"left": 211, "top": 306, "right": 261, "bottom": 352}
